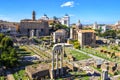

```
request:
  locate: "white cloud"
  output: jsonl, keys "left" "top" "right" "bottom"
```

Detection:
{"left": 61, "top": 1, "right": 74, "bottom": 7}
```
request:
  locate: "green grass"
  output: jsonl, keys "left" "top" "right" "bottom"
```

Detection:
{"left": 57, "top": 71, "right": 90, "bottom": 80}
{"left": 70, "top": 71, "right": 89, "bottom": 80}
{"left": 0, "top": 76, "right": 5, "bottom": 80}
{"left": 69, "top": 50, "right": 91, "bottom": 60}
{"left": 13, "top": 70, "right": 29, "bottom": 80}
{"left": 81, "top": 48, "right": 114, "bottom": 61}
{"left": 92, "top": 66, "right": 102, "bottom": 72}
{"left": 19, "top": 46, "right": 35, "bottom": 56}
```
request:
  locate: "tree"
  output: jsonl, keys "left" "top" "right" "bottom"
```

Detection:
{"left": 0, "top": 45, "right": 3, "bottom": 53}
{"left": 1, "top": 51, "right": 9, "bottom": 66}
{"left": 55, "top": 24, "right": 61, "bottom": 29}
{"left": 1, "top": 48, "right": 18, "bottom": 67}
{"left": 69, "top": 40, "right": 80, "bottom": 49}
{"left": 1, "top": 37, "right": 13, "bottom": 49}
{"left": 74, "top": 41, "right": 80, "bottom": 49}
{"left": 95, "top": 27, "right": 102, "bottom": 37}
{"left": 103, "top": 30, "right": 116, "bottom": 38}
{"left": 10, "top": 48, "right": 17, "bottom": 57}
{"left": 0, "top": 34, "right": 18, "bottom": 68}
{"left": 0, "top": 33, "right": 5, "bottom": 42}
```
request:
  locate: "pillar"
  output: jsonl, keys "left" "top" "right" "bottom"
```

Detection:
{"left": 70, "top": 28, "right": 73, "bottom": 39}
{"left": 30, "top": 29, "right": 34, "bottom": 38}
{"left": 36, "top": 30, "right": 39, "bottom": 38}
{"left": 51, "top": 50, "right": 55, "bottom": 79}
{"left": 56, "top": 50, "right": 59, "bottom": 76}
{"left": 60, "top": 49, "right": 63, "bottom": 76}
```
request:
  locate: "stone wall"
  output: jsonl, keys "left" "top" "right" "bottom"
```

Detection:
{"left": 20, "top": 20, "right": 49, "bottom": 37}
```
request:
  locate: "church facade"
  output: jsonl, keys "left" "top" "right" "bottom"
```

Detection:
{"left": 19, "top": 11, "right": 49, "bottom": 37}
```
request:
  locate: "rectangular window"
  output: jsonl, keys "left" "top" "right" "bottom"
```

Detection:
{"left": 64, "top": 20, "right": 67, "bottom": 24}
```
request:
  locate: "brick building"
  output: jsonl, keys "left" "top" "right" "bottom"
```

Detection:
{"left": 19, "top": 11, "right": 49, "bottom": 37}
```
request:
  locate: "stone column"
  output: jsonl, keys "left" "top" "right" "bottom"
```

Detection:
{"left": 56, "top": 50, "right": 59, "bottom": 76}
{"left": 53, "top": 32, "right": 56, "bottom": 43}
{"left": 60, "top": 49, "right": 63, "bottom": 76}
{"left": 51, "top": 50, "right": 55, "bottom": 79}
{"left": 30, "top": 29, "right": 34, "bottom": 38}
{"left": 70, "top": 28, "right": 73, "bottom": 39}
{"left": 36, "top": 30, "right": 39, "bottom": 38}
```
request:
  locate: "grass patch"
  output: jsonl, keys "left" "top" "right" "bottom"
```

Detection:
{"left": 70, "top": 71, "right": 89, "bottom": 80}
{"left": 69, "top": 50, "right": 91, "bottom": 60}
{"left": 92, "top": 66, "right": 102, "bottom": 72}
{"left": 13, "top": 70, "right": 29, "bottom": 80}
{"left": 81, "top": 48, "right": 114, "bottom": 61}
{"left": 19, "top": 46, "right": 35, "bottom": 56}
{"left": 0, "top": 76, "right": 5, "bottom": 80}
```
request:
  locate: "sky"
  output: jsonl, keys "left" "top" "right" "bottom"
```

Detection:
{"left": 0, "top": 0, "right": 120, "bottom": 24}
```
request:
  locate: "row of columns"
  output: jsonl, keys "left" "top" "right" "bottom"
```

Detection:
{"left": 51, "top": 44, "right": 64, "bottom": 79}
{"left": 51, "top": 43, "right": 73, "bottom": 79}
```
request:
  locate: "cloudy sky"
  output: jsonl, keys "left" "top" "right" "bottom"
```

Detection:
{"left": 0, "top": 0, "right": 120, "bottom": 24}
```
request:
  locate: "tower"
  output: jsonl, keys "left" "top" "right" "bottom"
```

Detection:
{"left": 32, "top": 11, "right": 36, "bottom": 21}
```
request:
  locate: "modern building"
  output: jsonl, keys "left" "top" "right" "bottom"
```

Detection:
{"left": 19, "top": 11, "right": 49, "bottom": 37}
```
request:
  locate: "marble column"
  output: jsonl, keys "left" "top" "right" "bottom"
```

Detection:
{"left": 30, "top": 29, "right": 34, "bottom": 38}
{"left": 51, "top": 50, "right": 55, "bottom": 79}
{"left": 36, "top": 30, "right": 39, "bottom": 38}
{"left": 56, "top": 50, "right": 59, "bottom": 76}
{"left": 60, "top": 49, "right": 63, "bottom": 76}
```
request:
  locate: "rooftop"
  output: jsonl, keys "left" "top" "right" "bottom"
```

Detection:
{"left": 78, "top": 30, "right": 95, "bottom": 33}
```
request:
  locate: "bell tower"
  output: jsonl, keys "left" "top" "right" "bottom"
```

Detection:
{"left": 32, "top": 11, "right": 36, "bottom": 21}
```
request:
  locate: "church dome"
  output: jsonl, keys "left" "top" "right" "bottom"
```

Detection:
{"left": 76, "top": 20, "right": 82, "bottom": 29}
